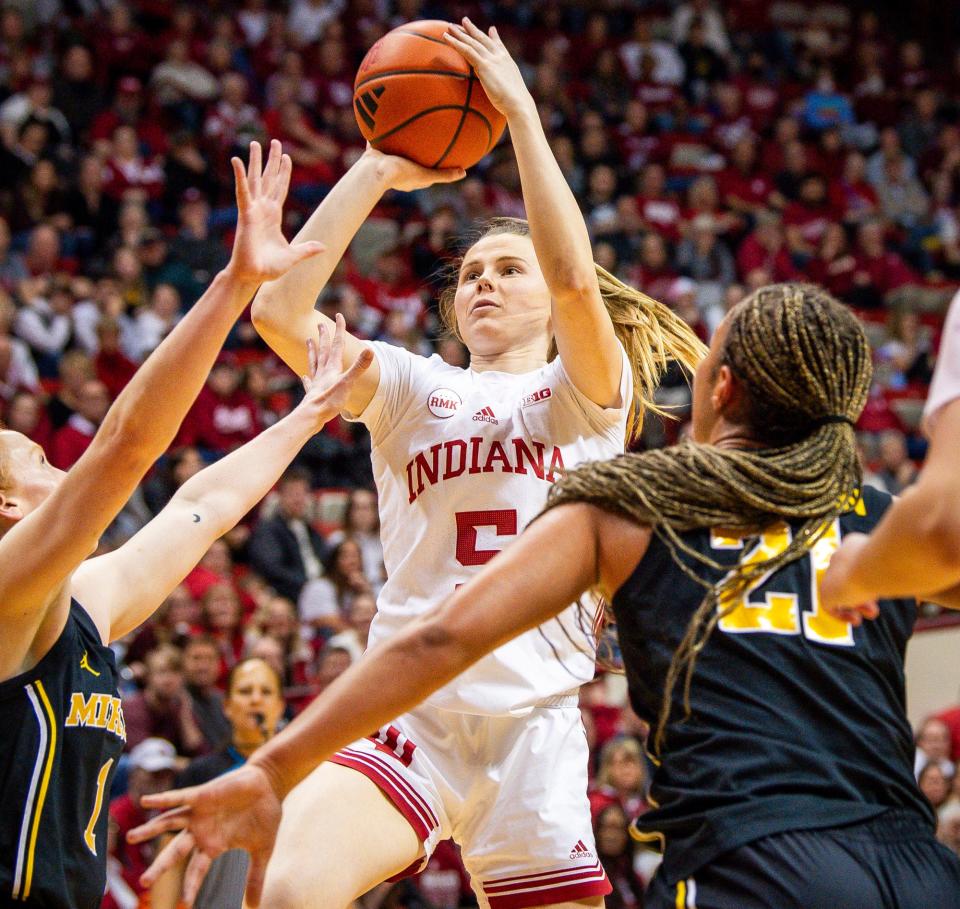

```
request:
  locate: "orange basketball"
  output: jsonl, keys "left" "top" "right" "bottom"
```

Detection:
{"left": 354, "top": 20, "right": 507, "bottom": 170}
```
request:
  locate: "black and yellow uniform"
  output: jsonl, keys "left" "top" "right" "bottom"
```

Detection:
{"left": 613, "top": 485, "right": 960, "bottom": 909}
{"left": 0, "top": 600, "right": 125, "bottom": 907}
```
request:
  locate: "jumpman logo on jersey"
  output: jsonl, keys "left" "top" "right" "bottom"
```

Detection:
{"left": 80, "top": 650, "right": 100, "bottom": 677}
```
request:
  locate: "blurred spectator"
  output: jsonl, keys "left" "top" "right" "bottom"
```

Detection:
{"left": 875, "top": 309, "right": 934, "bottom": 389}
{"left": 3, "top": 388, "right": 52, "bottom": 450}
{"left": 298, "top": 537, "right": 371, "bottom": 632}
{"left": 170, "top": 188, "right": 229, "bottom": 288}
{"left": 94, "top": 316, "right": 138, "bottom": 397}
{"left": 198, "top": 582, "right": 247, "bottom": 682}
{"left": 150, "top": 657, "right": 287, "bottom": 909}
{"left": 49, "top": 377, "right": 110, "bottom": 469}
{"left": 13, "top": 274, "right": 73, "bottom": 376}
{"left": 870, "top": 429, "right": 918, "bottom": 496}
{"left": 108, "top": 737, "right": 179, "bottom": 900}
{"left": 249, "top": 467, "right": 327, "bottom": 602}
{"left": 852, "top": 220, "right": 920, "bottom": 308}
{"left": 244, "top": 594, "right": 314, "bottom": 699}
{"left": 125, "top": 585, "right": 199, "bottom": 679}
{"left": 132, "top": 281, "right": 181, "bottom": 361}
{"left": 143, "top": 446, "right": 206, "bottom": 515}
{"left": 182, "top": 634, "right": 231, "bottom": 752}
{"left": 916, "top": 717, "right": 956, "bottom": 779}
{"left": 327, "top": 590, "right": 377, "bottom": 662}
{"left": 286, "top": 0, "right": 345, "bottom": 48}
{"left": 123, "top": 645, "right": 207, "bottom": 755}
{"left": 52, "top": 44, "right": 103, "bottom": 140}
{"left": 178, "top": 353, "right": 261, "bottom": 454}
{"left": 736, "top": 211, "right": 798, "bottom": 284}
{"left": 620, "top": 17, "right": 684, "bottom": 86}
{"left": 327, "top": 487, "right": 385, "bottom": 585}
{"left": 589, "top": 736, "right": 649, "bottom": 821}
{"left": 672, "top": 0, "right": 730, "bottom": 57}
{"left": 919, "top": 762, "right": 953, "bottom": 811}
{"left": 594, "top": 803, "right": 645, "bottom": 909}
{"left": 939, "top": 802, "right": 960, "bottom": 858}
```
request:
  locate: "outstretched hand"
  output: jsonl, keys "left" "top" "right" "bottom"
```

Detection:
{"left": 443, "top": 18, "right": 532, "bottom": 119}
{"left": 298, "top": 313, "right": 374, "bottom": 428}
{"left": 227, "top": 139, "right": 326, "bottom": 284}
{"left": 127, "top": 763, "right": 281, "bottom": 908}
{"left": 820, "top": 532, "right": 881, "bottom": 625}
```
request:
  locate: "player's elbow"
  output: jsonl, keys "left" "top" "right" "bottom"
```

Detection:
{"left": 250, "top": 288, "right": 278, "bottom": 333}
{"left": 407, "top": 611, "right": 477, "bottom": 675}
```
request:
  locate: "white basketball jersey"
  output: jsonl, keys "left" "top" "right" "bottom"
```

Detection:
{"left": 924, "top": 289, "right": 960, "bottom": 432}
{"left": 348, "top": 341, "right": 631, "bottom": 715}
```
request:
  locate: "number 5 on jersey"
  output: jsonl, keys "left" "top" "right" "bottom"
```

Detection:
{"left": 712, "top": 519, "right": 854, "bottom": 646}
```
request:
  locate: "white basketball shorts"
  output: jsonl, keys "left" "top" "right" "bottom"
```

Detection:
{"left": 330, "top": 697, "right": 611, "bottom": 908}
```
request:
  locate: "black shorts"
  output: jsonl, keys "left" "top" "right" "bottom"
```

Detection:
{"left": 645, "top": 811, "right": 960, "bottom": 909}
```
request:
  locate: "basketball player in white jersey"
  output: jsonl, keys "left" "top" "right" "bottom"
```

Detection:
{"left": 821, "top": 288, "right": 960, "bottom": 614}
{"left": 159, "top": 21, "right": 702, "bottom": 909}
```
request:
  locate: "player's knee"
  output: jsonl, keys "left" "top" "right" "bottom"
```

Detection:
{"left": 258, "top": 870, "right": 352, "bottom": 909}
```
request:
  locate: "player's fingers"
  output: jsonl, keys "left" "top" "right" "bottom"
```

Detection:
{"left": 139, "top": 830, "right": 195, "bottom": 888}
{"left": 265, "top": 138, "right": 283, "bottom": 188}
{"left": 461, "top": 17, "right": 494, "bottom": 48}
{"left": 183, "top": 849, "right": 214, "bottom": 907}
{"left": 127, "top": 805, "right": 191, "bottom": 843}
{"left": 306, "top": 335, "right": 318, "bottom": 378}
{"left": 328, "top": 312, "right": 346, "bottom": 370}
{"left": 339, "top": 347, "right": 374, "bottom": 386}
{"left": 273, "top": 152, "right": 293, "bottom": 202}
{"left": 231, "top": 157, "right": 251, "bottom": 210}
{"left": 244, "top": 849, "right": 274, "bottom": 908}
{"left": 442, "top": 29, "right": 479, "bottom": 63}
{"left": 287, "top": 240, "right": 326, "bottom": 267}
{"left": 247, "top": 141, "right": 262, "bottom": 197}
{"left": 860, "top": 600, "right": 880, "bottom": 620}
{"left": 434, "top": 166, "right": 467, "bottom": 183}
{"left": 141, "top": 788, "right": 196, "bottom": 811}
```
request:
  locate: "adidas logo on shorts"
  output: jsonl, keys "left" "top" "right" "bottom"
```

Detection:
{"left": 472, "top": 406, "right": 498, "bottom": 424}
{"left": 569, "top": 839, "right": 594, "bottom": 860}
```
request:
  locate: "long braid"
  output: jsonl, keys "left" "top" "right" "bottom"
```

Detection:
{"left": 544, "top": 284, "right": 873, "bottom": 753}
{"left": 437, "top": 217, "right": 707, "bottom": 442}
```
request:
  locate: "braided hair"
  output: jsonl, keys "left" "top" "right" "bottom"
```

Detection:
{"left": 544, "top": 284, "right": 873, "bottom": 753}
{"left": 438, "top": 217, "right": 707, "bottom": 443}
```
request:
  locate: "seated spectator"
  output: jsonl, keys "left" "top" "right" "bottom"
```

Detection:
{"left": 628, "top": 232, "right": 678, "bottom": 303}
{"left": 150, "top": 658, "right": 287, "bottom": 909}
{"left": 90, "top": 76, "right": 168, "bottom": 160}
{"left": 867, "top": 126, "right": 917, "bottom": 187}
{"left": 619, "top": 16, "right": 684, "bottom": 86}
{"left": 716, "top": 135, "right": 772, "bottom": 218}
{"left": 142, "top": 445, "right": 206, "bottom": 515}
{"left": 204, "top": 71, "right": 264, "bottom": 165}
{"left": 852, "top": 219, "right": 921, "bottom": 307}
{"left": 877, "top": 156, "right": 930, "bottom": 231}
{"left": 589, "top": 736, "right": 649, "bottom": 821}
{"left": 132, "top": 281, "right": 181, "bottom": 361}
{"left": 0, "top": 215, "right": 28, "bottom": 291}
{"left": 150, "top": 37, "right": 220, "bottom": 124}
{"left": 635, "top": 163, "right": 682, "bottom": 244}
{"left": 875, "top": 309, "right": 934, "bottom": 389}
{"left": 49, "top": 377, "right": 110, "bottom": 469}
{"left": 594, "top": 803, "right": 645, "bottom": 909}
{"left": 808, "top": 222, "right": 859, "bottom": 299}
{"left": 326, "top": 590, "right": 377, "bottom": 662}
{"left": 327, "top": 487, "right": 385, "bottom": 585}
{"left": 124, "top": 585, "right": 199, "bottom": 679}
{"left": 3, "top": 389, "right": 52, "bottom": 450}
{"left": 177, "top": 353, "right": 261, "bottom": 454}
{"left": 679, "top": 16, "right": 728, "bottom": 105}
{"left": 802, "top": 67, "right": 855, "bottom": 132}
{"left": 675, "top": 213, "right": 735, "bottom": 333}
{"left": 11, "top": 157, "right": 69, "bottom": 233}
{"left": 298, "top": 537, "right": 371, "bottom": 633}
{"left": 309, "top": 644, "right": 352, "bottom": 702}
{"left": 681, "top": 175, "right": 741, "bottom": 239}
{"left": 103, "top": 124, "right": 165, "bottom": 204}
{"left": 52, "top": 44, "right": 103, "bottom": 140}
{"left": 916, "top": 717, "right": 956, "bottom": 779}
{"left": 919, "top": 762, "right": 954, "bottom": 812}
{"left": 830, "top": 151, "right": 879, "bottom": 227}
{"left": 244, "top": 595, "right": 314, "bottom": 700}
{"left": 123, "top": 644, "right": 207, "bottom": 756}
{"left": 784, "top": 174, "right": 835, "bottom": 261}
{"left": 248, "top": 467, "right": 327, "bottom": 602}
{"left": 65, "top": 154, "right": 119, "bottom": 255}
{"left": 871, "top": 428, "right": 918, "bottom": 495}
{"left": 94, "top": 316, "right": 138, "bottom": 397}
{"left": 198, "top": 582, "right": 247, "bottom": 682}
{"left": 13, "top": 274, "right": 73, "bottom": 377}
{"left": 170, "top": 188, "right": 229, "bottom": 289}
{"left": 939, "top": 802, "right": 960, "bottom": 859}
{"left": 736, "top": 210, "right": 799, "bottom": 284}
{"left": 108, "top": 737, "right": 178, "bottom": 900}
{"left": 182, "top": 634, "right": 231, "bottom": 752}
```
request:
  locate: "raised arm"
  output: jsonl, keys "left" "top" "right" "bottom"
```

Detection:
{"left": 250, "top": 148, "right": 464, "bottom": 415}
{"left": 0, "top": 141, "right": 325, "bottom": 661}
{"left": 129, "top": 504, "right": 651, "bottom": 906}
{"left": 72, "top": 318, "right": 372, "bottom": 643}
{"left": 821, "top": 398, "right": 960, "bottom": 609}
{"left": 445, "top": 20, "right": 622, "bottom": 406}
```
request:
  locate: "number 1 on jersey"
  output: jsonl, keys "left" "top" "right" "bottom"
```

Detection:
{"left": 83, "top": 757, "right": 113, "bottom": 856}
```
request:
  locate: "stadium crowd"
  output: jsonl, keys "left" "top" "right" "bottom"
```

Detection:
{"left": 0, "top": 0, "right": 959, "bottom": 905}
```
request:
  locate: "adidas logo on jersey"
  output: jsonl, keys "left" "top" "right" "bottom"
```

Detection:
{"left": 569, "top": 839, "right": 594, "bottom": 860}
{"left": 472, "top": 406, "right": 498, "bottom": 424}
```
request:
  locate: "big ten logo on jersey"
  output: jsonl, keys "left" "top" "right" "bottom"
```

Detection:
{"left": 521, "top": 386, "right": 552, "bottom": 408}
{"left": 427, "top": 387, "right": 462, "bottom": 419}
{"left": 65, "top": 692, "right": 127, "bottom": 742}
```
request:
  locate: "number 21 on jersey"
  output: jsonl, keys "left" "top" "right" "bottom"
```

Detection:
{"left": 711, "top": 519, "right": 854, "bottom": 646}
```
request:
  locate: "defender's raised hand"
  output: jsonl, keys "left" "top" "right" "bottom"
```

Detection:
{"left": 227, "top": 139, "right": 326, "bottom": 284}
{"left": 298, "top": 314, "right": 374, "bottom": 429}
